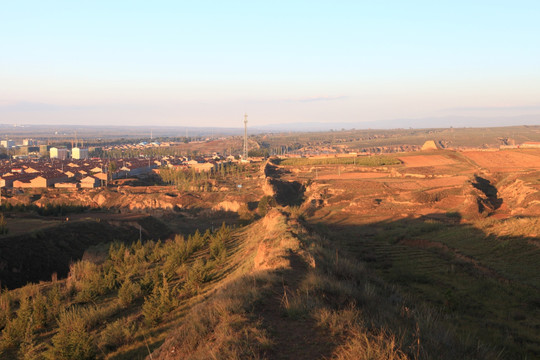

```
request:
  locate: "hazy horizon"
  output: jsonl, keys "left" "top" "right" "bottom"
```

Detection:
{"left": 1, "top": 1, "right": 539, "bottom": 128}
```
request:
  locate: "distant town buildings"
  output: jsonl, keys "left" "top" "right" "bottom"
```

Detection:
{"left": 0, "top": 157, "right": 158, "bottom": 189}
{"left": 39, "top": 145, "right": 50, "bottom": 156}
{"left": 50, "top": 147, "right": 68, "bottom": 160}
{"left": 1, "top": 140, "right": 15, "bottom": 149}
{"left": 0, "top": 136, "right": 258, "bottom": 190}
{"left": 23, "top": 139, "right": 38, "bottom": 146}
{"left": 72, "top": 147, "right": 89, "bottom": 160}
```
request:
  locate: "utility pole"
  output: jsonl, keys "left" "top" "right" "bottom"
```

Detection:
{"left": 243, "top": 113, "right": 248, "bottom": 160}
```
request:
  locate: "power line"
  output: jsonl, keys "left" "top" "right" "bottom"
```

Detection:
{"left": 243, "top": 113, "right": 248, "bottom": 160}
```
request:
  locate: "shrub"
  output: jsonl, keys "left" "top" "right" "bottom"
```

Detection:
{"left": 0, "top": 213, "right": 8, "bottom": 235}
{"left": 258, "top": 195, "right": 276, "bottom": 216}
{"left": 31, "top": 293, "right": 47, "bottom": 329}
{"left": 98, "top": 318, "right": 137, "bottom": 351}
{"left": 0, "top": 317, "right": 27, "bottom": 353}
{"left": 18, "top": 321, "right": 45, "bottom": 360}
{"left": 0, "top": 290, "right": 13, "bottom": 330}
{"left": 117, "top": 279, "right": 142, "bottom": 307}
{"left": 209, "top": 233, "right": 227, "bottom": 262}
{"left": 0, "top": 293, "right": 36, "bottom": 352}
{"left": 163, "top": 235, "right": 194, "bottom": 276}
{"left": 68, "top": 261, "right": 114, "bottom": 303}
{"left": 47, "top": 308, "right": 96, "bottom": 360}
{"left": 185, "top": 259, "right": 213, "bottom": 294}
{"left": 142, "top": 274, "right": 179, "bottom": 326}
{"left": 46, "top": 284, "right": 63, "bottom": 321}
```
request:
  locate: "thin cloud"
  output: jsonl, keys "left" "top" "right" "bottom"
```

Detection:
{"left": 443, "top": 105, "right": 540, "bottom": 112}
{"left": 297, "top": 95, "right": 348, "bottom": 103}
{"left": 0, "top": 101, "right": 63, "bottom": 112}
{"left": 0, "top": 101, "right": 153, "bottom": 112}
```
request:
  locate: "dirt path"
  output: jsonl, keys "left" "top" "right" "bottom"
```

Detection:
{"left": 260, "top": 254, "right": 336, "bottom": 360}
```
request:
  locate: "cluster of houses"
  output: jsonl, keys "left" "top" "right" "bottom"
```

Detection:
{"left": 0, "top": 151, "right": 258, "bottom": 190}
{"left": 157, "top": 153, "right": 241, "bottom": 172}
{"left": 0, "top": 158, "right": 158, "bottom": 190}
{"left": 102, "top": 140, "right": 179, "bottom": 152}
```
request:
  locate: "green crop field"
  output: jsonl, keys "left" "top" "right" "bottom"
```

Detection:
{"left": 279, "top": 155, "right": 401, "bottom": 167}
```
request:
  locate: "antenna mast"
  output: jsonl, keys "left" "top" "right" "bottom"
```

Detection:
{"left": 243, "top": 113, "right": 248, "bottom": 160}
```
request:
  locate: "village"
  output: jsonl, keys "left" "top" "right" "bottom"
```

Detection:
{"left": 1, "top": 129, "right": 540, "bottom": 192}
{"left": 0, "top": 139, "right": 256, "bottom": 191}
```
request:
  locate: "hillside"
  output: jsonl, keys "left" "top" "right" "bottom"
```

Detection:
{"left": 0, "top": 208, "right": 504, "bottom": 360}
{"left": 0, "top": 149, "right": 539, "bottom": 359}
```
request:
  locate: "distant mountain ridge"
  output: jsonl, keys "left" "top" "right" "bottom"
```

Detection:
{"left": 253, "top": 114, "right": 540, "bottom": 132}
{"left": 0, "top": 114, "right": 538, "bottom": 137}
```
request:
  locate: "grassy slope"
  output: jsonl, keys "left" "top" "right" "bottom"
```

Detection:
{"left": 2, "top": 206, "right": 491, "bottom": 360}
{"left": 151, "top": 208, "right": 510, "bottom": 360}
{"left": 0, "top": 216, "right": 172, "bottom": 289}
{"left": 0, "top": 220, "right": 243, "bottom": 359}
{"left": 285, "top": 150, "right": 540, "bottom": 359}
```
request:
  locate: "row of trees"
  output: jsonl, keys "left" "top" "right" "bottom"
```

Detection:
{"left": 158, "top": 163, "right": 251, "bottom": 192}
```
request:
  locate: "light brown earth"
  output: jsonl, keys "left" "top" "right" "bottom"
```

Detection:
{"left": 461, "top": 149, "right": 540, "bottom": 171}
{"left": 278, "top": 149, "right": 540, "bottom": 222}
{"left": 317, "top": 171, "right": 388, "bottom": 180}
{"left": 398, "top": 154, "right": 456, "bottom": 167}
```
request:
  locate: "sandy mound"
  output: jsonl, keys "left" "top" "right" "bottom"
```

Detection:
{"left": 421, "top": 140, "right": 439, "bottom": 150}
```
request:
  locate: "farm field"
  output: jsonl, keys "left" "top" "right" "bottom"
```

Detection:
{"left": 317, "top": 171, "right": 388, "bottom": 180}
{"left": 398, "top": 154, "right": 456, "bottom": 167}
{"left": 287, "top": 149, "right": 540, "bottom": 358}
{"left": 461, "top": 149, "right": 540, "bottom": 171}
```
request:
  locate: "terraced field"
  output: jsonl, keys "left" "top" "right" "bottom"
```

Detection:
{"left": 311, "top": 216, "right": 540, "bottom": 358}
{"left": 275, "top": 149, "right": 540, "bottom": 358}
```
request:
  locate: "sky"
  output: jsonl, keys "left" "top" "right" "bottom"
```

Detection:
{"left": 1, "top": 1, "right": 540, "bottom": 128}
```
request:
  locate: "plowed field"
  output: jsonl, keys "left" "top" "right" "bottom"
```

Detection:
{"left": 462, "top": 150, "right": 540, "bottom": 171}
{"left": 398, "top": 155, "right": 455, "bottom": 167}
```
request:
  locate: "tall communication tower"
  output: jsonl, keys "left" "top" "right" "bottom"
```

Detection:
{"left": 243, "top": 113, "right": 248, "bottom": 160}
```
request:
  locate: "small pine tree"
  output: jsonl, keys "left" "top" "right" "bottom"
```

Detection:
{"left": 257, "top": 196, "right": 276, "bottom": 216}
{"left": 117, "top": 279, "right": 142, "bottom": 307}
{"left": 0, "top": 213, "right": 8, "bottom": 235}
{"left": 18, "top": 321, "right": 44, "bottom": 360}
{"left": 142, "top": 272, "right": 180, "bottom": 326}
{"left": 31, "top": 293, "right": 47, "bottom": 329}
{"left": 47, "top": 310, "right": 96, "bottom": 360}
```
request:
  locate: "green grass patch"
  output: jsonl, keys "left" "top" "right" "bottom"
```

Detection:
{"left": 280, "top": 155, "right": 401, "bottom": 167}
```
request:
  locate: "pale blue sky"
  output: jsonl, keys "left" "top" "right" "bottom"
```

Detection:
{"left": 1, "top": 1, "right": 539, "bottom": 127}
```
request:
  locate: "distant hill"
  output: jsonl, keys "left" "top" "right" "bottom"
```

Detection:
{"left": 253, "top": 114, "right": 540, "bottom": 132}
